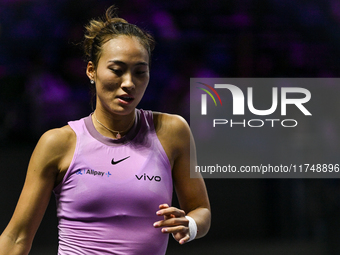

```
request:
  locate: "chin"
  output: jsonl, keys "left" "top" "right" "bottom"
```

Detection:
{"left": 111, "top": 106, "right": 136, "bottom": 116}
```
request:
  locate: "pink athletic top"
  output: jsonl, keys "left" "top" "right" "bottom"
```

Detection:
{"left": 53, "top": 109, "right": 173, "bottom": 255}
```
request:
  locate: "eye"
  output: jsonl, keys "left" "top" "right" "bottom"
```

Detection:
{"left": 136, "top": 71, "right": 146, "bottom": 75}
{"left": 135, "top": 69, "right": 148, "bottom": 76}
{"left": 110, "top": 68, "right": 123, "bottom": 76}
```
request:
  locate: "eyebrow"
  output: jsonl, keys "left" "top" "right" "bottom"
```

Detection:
{"left": 107, "top": 60, "right": 148, "bottom": 66}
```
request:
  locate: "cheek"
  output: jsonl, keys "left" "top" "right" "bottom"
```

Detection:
{"left": 96, "top": 68, "right": 118, "bottom": 88}
{"left": 96, "top": 79, "right": 119, "bottom": 93}
{"left": 139, "top": 75, "right": 150, "bottom": 90}
{"left": 137, "top": 82, "right": 149, "bottom": 96}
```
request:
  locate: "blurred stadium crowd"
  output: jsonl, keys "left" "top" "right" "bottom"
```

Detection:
{"left": 1, "top": 0, "right": 340, "bottom": 144}
{"left": 2, "top": 1, "right": 340, "bottom": 254}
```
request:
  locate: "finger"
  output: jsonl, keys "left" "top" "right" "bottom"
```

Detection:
{"left": 179, "top": 235, "right": 190, "bottom": 245}
{"left": 157, "top": 204, "right": 174, "bottom": 220}
{"left": 156, "top": 207, "right": 185, "bottom": 218}
{"left": 161, "top": 225, "right": 188, "bottom": 234}
{"left": 158, "top": 204, "right": 169, "bottom": 209}
{"left": 153, "top": 216, "right": 189, "bottom": 228}
{"left": 172, "top": 231, "right": 190, "bottom": 245}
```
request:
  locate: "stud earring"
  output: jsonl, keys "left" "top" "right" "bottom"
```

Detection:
{"left": 90, "top": 80, "right": 94, "bottom": 84}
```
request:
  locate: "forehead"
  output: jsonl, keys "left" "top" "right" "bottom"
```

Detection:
{"left": 100, "top": 35, "right": 149, "bottom": 63}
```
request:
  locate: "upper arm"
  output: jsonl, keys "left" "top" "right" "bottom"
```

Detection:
{"left": 1, "top": 126, "right": 75, "bottom": 248}
{"left": 155, "top": 113, "right": 210, "bottom": 214}
{"left": 170, "top": 115, "right": 210, "bottom": 213}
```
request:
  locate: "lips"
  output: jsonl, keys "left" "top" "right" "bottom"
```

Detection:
{"left": 117, "top": 94, "right": 134, "bottom": 103}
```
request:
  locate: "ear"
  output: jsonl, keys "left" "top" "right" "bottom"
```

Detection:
{"left": 86, "top": 61, "right": 96, "bottom": 81}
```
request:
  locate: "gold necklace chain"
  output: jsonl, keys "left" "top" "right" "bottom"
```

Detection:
{"left": 93, "top": 112, "right": 135, "bottom": 139}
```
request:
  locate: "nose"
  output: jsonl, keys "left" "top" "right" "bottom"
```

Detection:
{"left": 121, "top": 72, "right": 135, "bottom": 90}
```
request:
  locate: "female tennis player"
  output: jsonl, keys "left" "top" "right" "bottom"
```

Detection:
{"left": 0, "top": 5, "right": 210, "bottom": 255}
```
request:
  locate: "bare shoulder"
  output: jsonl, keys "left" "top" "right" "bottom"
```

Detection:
{"left": 37, "top": 125, "right": 76, "bottom": 153}
{"left": 41, "top": 125, "right": 75, "bottom": 144}
{"left": 152, "top": 112, "right": 191, "bottom": 165}
{"left": 31, "top": 125, "right": 76, "bottom": 174}
{"left": 153, "top": 112, "right": 191, "bottom": 138}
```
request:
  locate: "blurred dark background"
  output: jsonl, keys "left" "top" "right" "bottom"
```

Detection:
{"left": 1, "top": 0, "right": 340, "bottom": 254}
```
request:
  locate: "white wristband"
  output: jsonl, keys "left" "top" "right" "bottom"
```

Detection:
{"left": 185, "top": 215, "right": 197, "bottom": 242}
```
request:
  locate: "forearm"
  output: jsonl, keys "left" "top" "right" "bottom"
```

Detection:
{"left": 186, "top": 206, "right": 211, "bottom": 239}
{"left": 0, "top": 233, "right": 31, "bottom": 255}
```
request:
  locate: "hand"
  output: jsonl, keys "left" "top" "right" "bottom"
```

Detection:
{"left": 153, "top": 204, "right": 190, "bottom": 244}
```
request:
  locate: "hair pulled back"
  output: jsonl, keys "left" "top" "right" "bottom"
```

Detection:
{"left": 83, "top": 5, "right": 155, "bottom": 68}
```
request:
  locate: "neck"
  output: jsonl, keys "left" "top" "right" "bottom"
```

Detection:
{"left": 92, "top": 110, "right": 135, "bottom": 139}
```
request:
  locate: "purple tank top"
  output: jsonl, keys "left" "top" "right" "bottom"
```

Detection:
{"left": 53, "top": 109, "right": 173, "bottom": 255}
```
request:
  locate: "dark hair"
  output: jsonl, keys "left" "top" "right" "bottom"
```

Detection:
{"left": 83, "top": 5, "right": 155, "bottom": 69}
